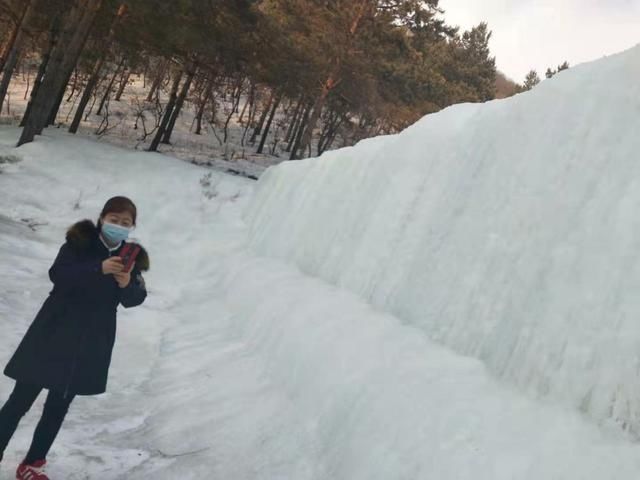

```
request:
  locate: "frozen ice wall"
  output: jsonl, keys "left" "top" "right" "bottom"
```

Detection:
{"left": 245, "top": 45, "right": 640, "bottom": 433}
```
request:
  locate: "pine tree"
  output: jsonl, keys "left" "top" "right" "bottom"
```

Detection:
{"left": 523, "top": 70, "right": 540, "bottom": 91}
{"left": 445, "top": 22, "right": 497, "bottom": 102}
{"left": 545, "top": 61, "right": 569, "bottom": 79}
{"left": 18, "top": 0, "right": 105, "bottom": 146}
{"left": 69, "top": 3, "right": 128, "bottom": 134}
{"left": 4, "top": 0, "right": 510, "bottom": 156}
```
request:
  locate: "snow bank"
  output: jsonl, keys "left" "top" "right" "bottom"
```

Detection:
{"left": 3, "top": 127, "right": 640, "bottom": 478}
{"left": 245, "top": 45, "right": 640, "bottom": 433}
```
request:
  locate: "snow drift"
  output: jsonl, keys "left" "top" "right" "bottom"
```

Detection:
{"left": 245, "top": 45, "right": 640, "bottom": 433}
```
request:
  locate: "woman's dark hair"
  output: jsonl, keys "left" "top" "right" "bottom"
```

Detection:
{"left": 98, "top": 196, "right": 137, "bottom": 226}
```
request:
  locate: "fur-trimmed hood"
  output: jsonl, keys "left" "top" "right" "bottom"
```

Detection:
{"left": 66, "top": 219, "right": 150, "bottom": 272}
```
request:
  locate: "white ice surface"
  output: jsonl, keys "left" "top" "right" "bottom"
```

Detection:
{"left": 246, "top": 44, "right": 640, "bottom": 435}
{"left": 1, "top": 61, "right": 640, "bottom": 480}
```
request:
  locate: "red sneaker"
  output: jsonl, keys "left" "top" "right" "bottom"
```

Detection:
{"left": 16, "top": 459, "right": 49, "bottom": 479}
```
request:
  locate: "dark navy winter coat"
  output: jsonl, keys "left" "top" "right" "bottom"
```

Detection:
{"left": 4, "top": 220, "right": 150, "bottom": 396}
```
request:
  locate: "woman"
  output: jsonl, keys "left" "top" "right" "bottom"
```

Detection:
{"left": 0, "top": 196, "right": 149, "bottom": 480}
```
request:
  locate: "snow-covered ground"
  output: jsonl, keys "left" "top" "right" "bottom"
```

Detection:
{"left": 2, "top": 72, "right": 288, "bottom": 179}
{"left": 1, "top": 122, "right": 640, "bottom": 478}
{"left": 247, "top": 44, "right": 640, "bottom": 436}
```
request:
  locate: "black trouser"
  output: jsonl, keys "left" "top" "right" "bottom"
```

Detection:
{"left": 0, "top": 382, "right": 74, "bottom": 464}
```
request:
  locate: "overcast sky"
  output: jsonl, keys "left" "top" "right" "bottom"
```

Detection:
{"left": 438, "top": 0, "right": 640, "bottom": 81}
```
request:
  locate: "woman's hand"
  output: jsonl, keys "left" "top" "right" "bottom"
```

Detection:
{"left": 103, "top": 257, "right": 131, "bottom": 287}
{"left": 102, "top": 257, "right": 124, "bottom": 275}
{"left": 113, "top": 271, "right": 131, "bottom": 288}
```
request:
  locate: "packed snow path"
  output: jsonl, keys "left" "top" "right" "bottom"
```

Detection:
{"left": 2, "top": 131, "right": 640, "bottom": 479}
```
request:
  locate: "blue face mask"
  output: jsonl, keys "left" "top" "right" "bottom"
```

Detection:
{"left": 101, "top": 222, "right": 131, "bottom": 245}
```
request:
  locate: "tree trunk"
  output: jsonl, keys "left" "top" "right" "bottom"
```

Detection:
{"left": 284, "top": 97, "right": 303, "bottom": 144}
{"left": 65, "top": 69, "right": 80, "bottom": 101}
{"left": 48, "top": 2, "right": 100, "bottom": 128}
{"left": 97, "top": 57, "right": 124, "bottom": 116}
{"left": 114, "top": 69, "right": 130, "bottom": 100}
{"left": 317, "top": 109, "right": 335, "bottom": 155}
{"left": 238, "top": 82, "right": 253, "bottom": 125}
{"left": 194, "top": 79, "right": 212, "bottom": 135}
{"left": 148, "top": 69, "right": 182, "bottom": 152}
{"left": 233, "top": 79, "right": 243, "bottom": 113}
{"left": 289, "top": 102, "right": 311, "bottom": 160}
{"left": 286, "top": 104, "right": 305, "bottom": 152}
{"left": 142, "top": 62, "right": 147, "bottom": 88}
{"left": 161, "top": 65, "right": 195, "bottom": 144}
{"left": 250, "top": 90, "right": 273, "bottom": 144}
{"left": 319, "top": 111, "right": 344, "bottom": 155}
{"left": 84, "top": 73, "right": 105, "bottom": 119}
{"left": 293, "top": 70, "right": 336, "bottom": 159}
{"left": 222, "top": 81, "right": 242, "bottom": 144}
{"left": 69, "top": 2, "right": 126, "bottom": 133}
{"left": 0, "top": 0, "right": 31, "bottom": 73}
{"left": 23, "top": 68, "right": 30, "bottom": 100}
{"left": 0, "top": 0, "right": 35, "bottom": 114}
{"left": 286, "top": 102, "right": 306, "bottom": 152}
{"left": 47, "top": 67, "right": 77, "bottom": 126}
{"left": 69, "top": 64, "right": 103, "bottom": 132}
{"left": 241, "top": 92, "right": 257, "bottom": 146}
{"left": 257, "top": 93, "right": 281, "bottom": 154}
{"left": 0, "top": 44, "right": 20, "bottom": 114}
{"left": 146, "top": 59, "right": 166, "bottom": 102}
{"left": 18, "top": 0, "right": 104, "bottom": 146}
{"left": 323, "top": 129, "right": 339, "bottom": 153}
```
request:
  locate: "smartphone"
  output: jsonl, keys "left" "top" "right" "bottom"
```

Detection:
{"left": 119, "top": 243, "right": 141, "bottom": 273}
